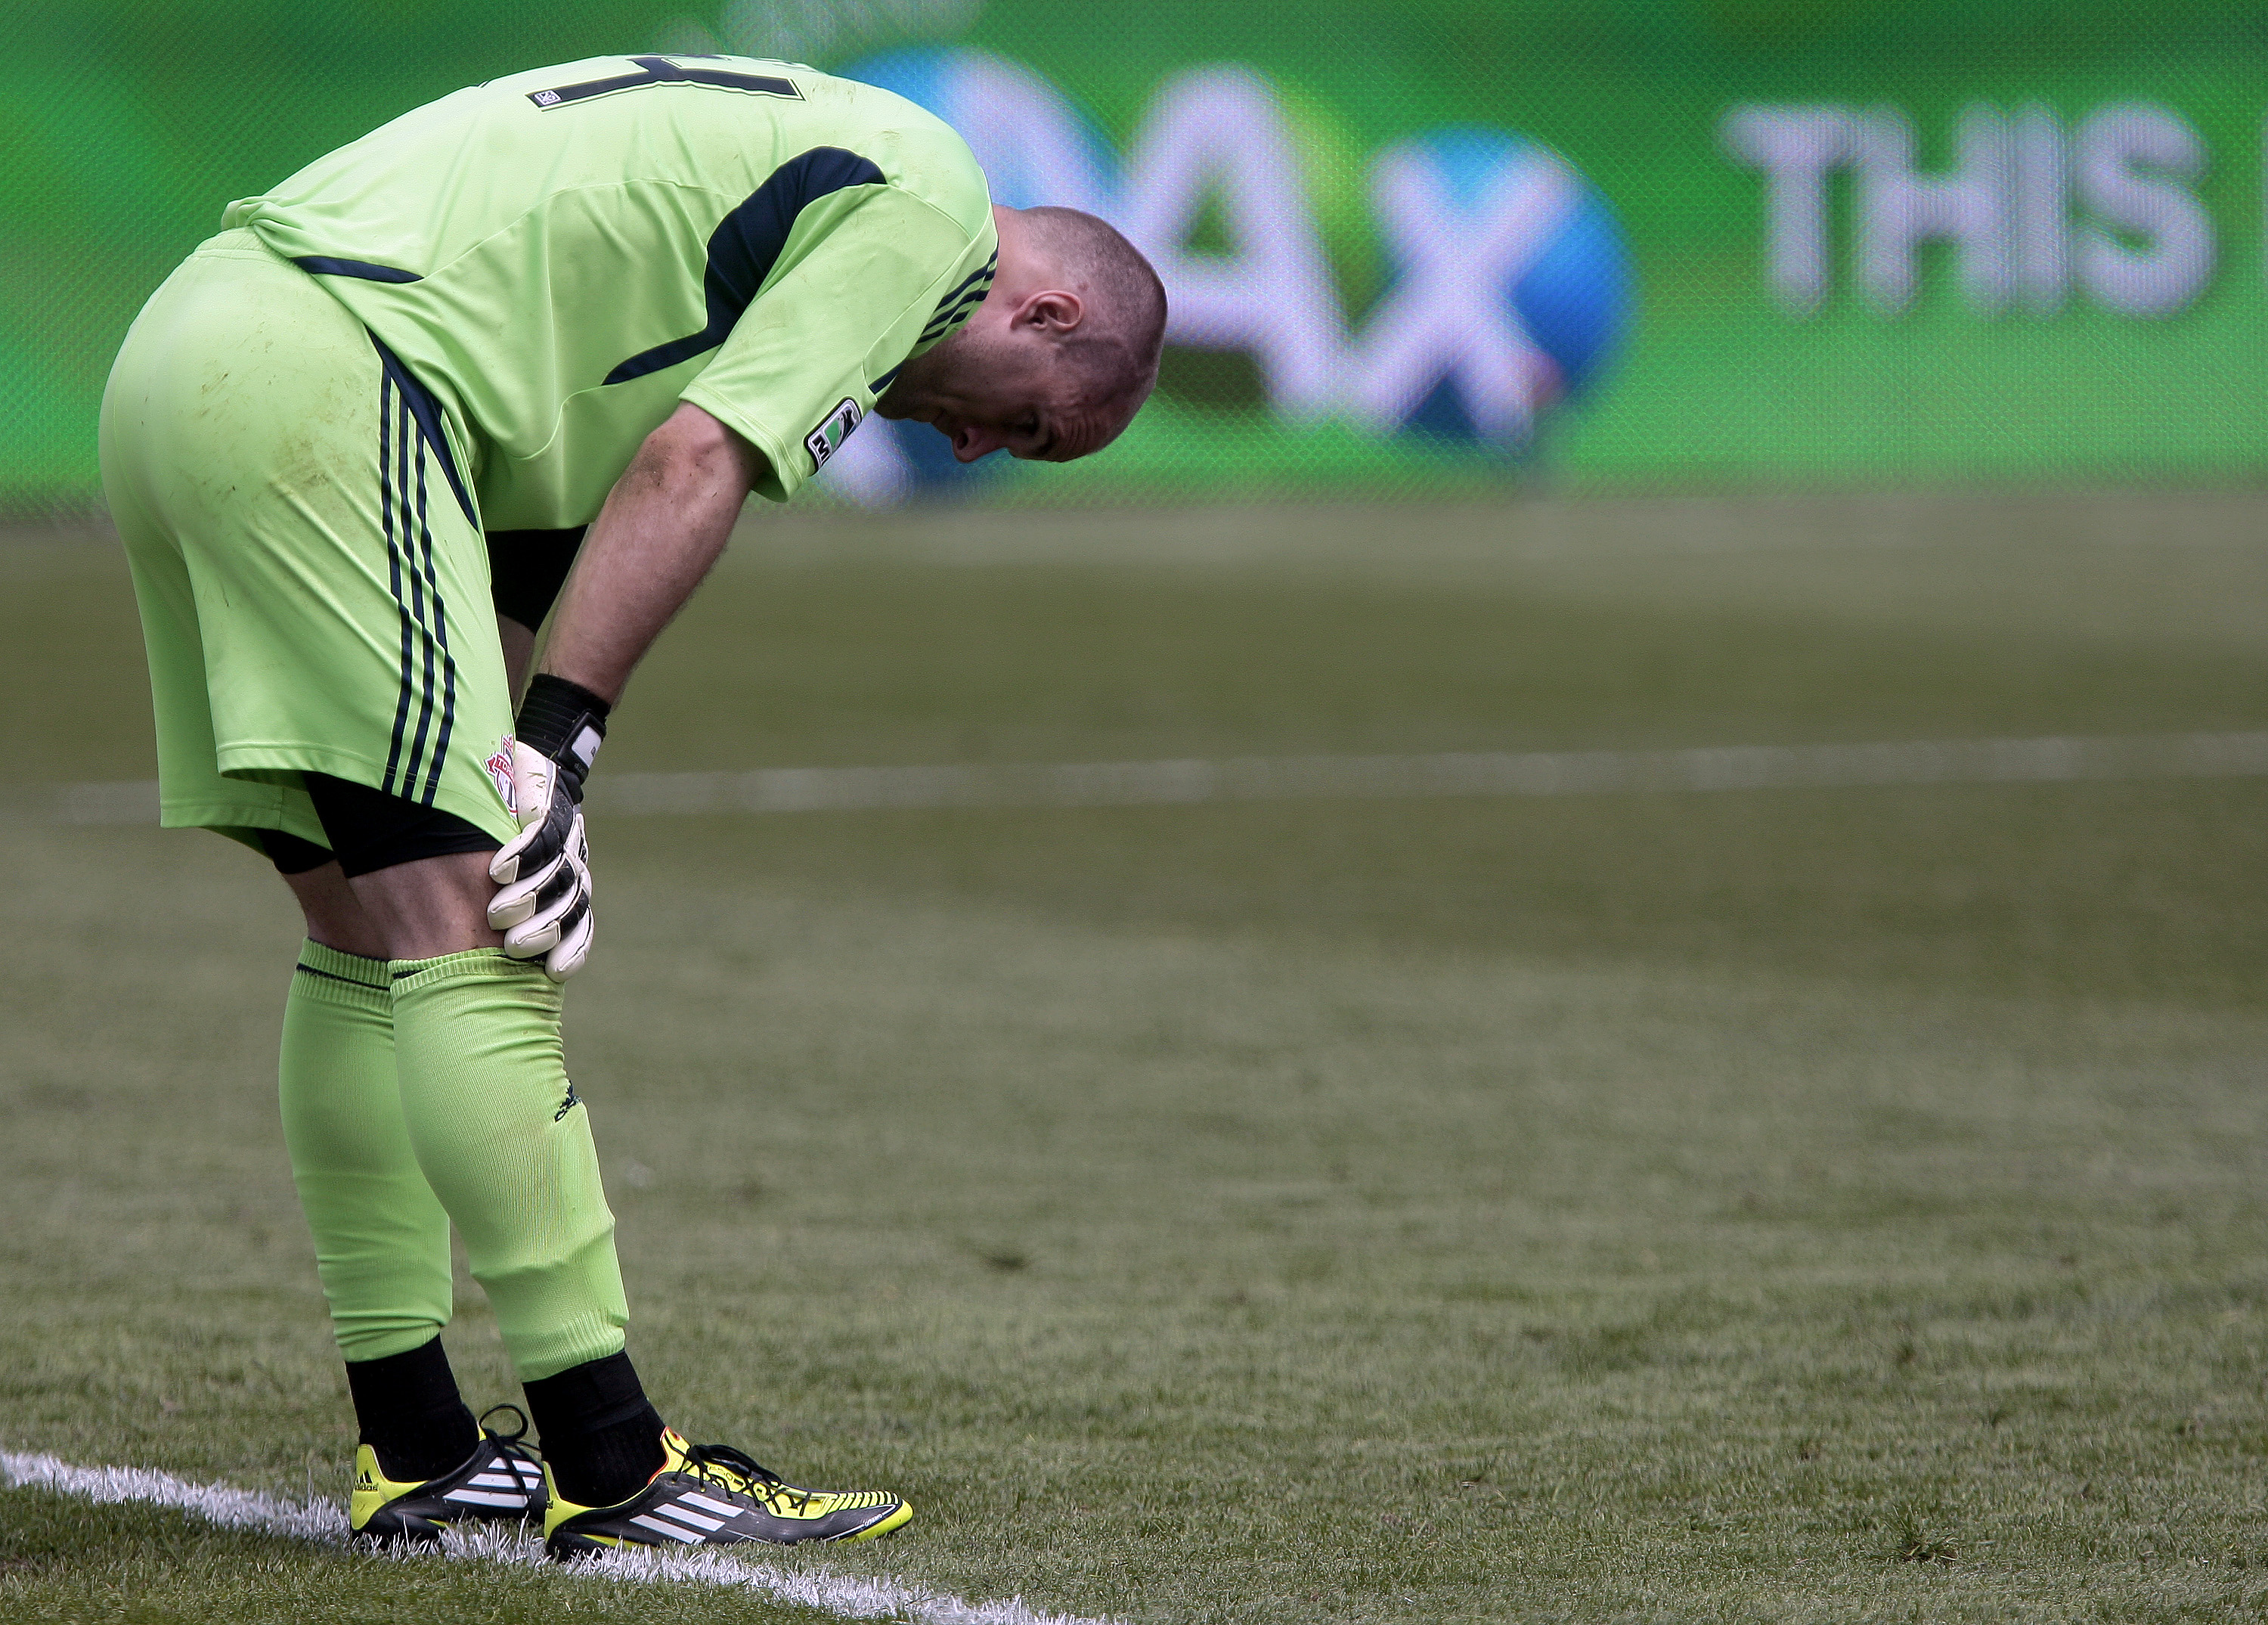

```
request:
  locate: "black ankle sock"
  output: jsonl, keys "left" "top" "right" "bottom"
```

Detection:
{"left": 344, "top": 1338, "right": 479, "bottom": 1482}
{"left": 522, "top": 1350, "right": 668, "bottom": 1507}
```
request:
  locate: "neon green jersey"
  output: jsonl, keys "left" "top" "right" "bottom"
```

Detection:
{"left": 222, "top": 54, "right": 996, "bottom": 521}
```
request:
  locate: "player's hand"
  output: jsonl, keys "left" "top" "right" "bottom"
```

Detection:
{"left": 488, "top": 674, "right": 609, "bottom": 982}
{"left": 488, "top": 740, "right": 594, "bottom": 979}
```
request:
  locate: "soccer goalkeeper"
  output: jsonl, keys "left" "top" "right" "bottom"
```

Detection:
{"left": 100, "top": 52, "right": 1163, "bottom": 1558}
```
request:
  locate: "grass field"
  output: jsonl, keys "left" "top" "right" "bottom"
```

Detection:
{"left": 6, "top": 492, "right": 2268, "bottom": 1622}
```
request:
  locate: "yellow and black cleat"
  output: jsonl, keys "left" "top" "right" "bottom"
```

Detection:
{"left": 351, "top": 1405, "right": 548, "bottom": 1546}
{"left": 544, "top": 1427, "right": 910, "bottom": 1558}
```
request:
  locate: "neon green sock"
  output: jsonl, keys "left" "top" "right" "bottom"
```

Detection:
{"left": 389, "top": 950, "right": 627, "bottom": 1382}
{"left": 278, "top": 941, "right": 455, "bottom": 1363}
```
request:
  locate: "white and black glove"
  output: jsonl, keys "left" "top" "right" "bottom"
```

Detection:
{"left": 488, "top": 674, "right": 609, "bottom": 982}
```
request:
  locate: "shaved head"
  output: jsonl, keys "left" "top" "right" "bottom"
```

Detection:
{"left": 875, "top": 203, "right": 1167, "bottom": 465}
{"left": 1018, "top": 206, "right": 1167, "bottom": 426}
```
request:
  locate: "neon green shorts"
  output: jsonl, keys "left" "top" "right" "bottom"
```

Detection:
{"left": 101, "top": 230, "right": 519, "bottom": 853}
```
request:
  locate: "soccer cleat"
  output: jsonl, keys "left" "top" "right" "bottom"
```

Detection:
{"left": 350, "top": 1404, "right": 549, "bottom": 1546}
{"left": 544, "top": 1427, "right": 911, "bottom": 1558}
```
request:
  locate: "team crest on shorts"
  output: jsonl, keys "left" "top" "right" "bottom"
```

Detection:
{"left": 804, "top": 398, "right": 863, "bottom": 471}
{"left": 485, "top": 737, "right": 517, "bottom": 814}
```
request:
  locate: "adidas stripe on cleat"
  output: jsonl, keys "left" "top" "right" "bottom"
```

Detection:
{"left": 544, "top": 1428, "right": 911, "bottom": 1558}
{"left": 350, "top": 1405, "right": 548, "bottom": 1546}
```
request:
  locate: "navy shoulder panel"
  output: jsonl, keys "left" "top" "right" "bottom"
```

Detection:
{"left": 294, "top": 256, "right": 422, "bottom": 284}
{"left": 604, "top": 147, "right": 887, "bottom": 386}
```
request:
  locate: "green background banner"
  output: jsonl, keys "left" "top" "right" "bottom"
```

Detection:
{"left": 10, "top": 1, "right": 2268, "bottom": 510}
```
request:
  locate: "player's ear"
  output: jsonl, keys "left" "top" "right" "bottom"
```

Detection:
{"left": 1015, "top": 289, "right": 1084, "bottom": 336}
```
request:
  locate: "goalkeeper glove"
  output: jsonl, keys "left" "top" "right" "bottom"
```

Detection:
{"left": 488, "top": 673, "right": 607, "bottom": 982}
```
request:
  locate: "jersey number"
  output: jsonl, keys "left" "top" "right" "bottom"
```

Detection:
{"left": 528, "top": 56, "right": 800, "bottom": 110}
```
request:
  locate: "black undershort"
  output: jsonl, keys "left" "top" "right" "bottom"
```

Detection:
{"left": 258, "top": 774, "right": 501, "bottom": 879}
{"left": 487, "top": 526, "right": 587, "bottom": 634}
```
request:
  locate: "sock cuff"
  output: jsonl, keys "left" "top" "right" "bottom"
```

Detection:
{"left": 514, "top": 1318, "right": 631, "bottom": 1385}
{"left": 294, "top": 939, "right": 392, "bottom": 1011}
{"left": 389, "top": 947, "right": 560, "bottom": 1003}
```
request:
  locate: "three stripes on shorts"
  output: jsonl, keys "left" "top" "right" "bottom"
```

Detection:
{"left": 370, "top": 335, "right": 472, "bottom": 808}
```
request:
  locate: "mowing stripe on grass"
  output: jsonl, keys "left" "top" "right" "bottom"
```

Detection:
{"left": 0, "top": 1450, "right": 1111, "bottom": 1625}
{"left": 20, "top": 730, "right": 2268, "bottom": 826}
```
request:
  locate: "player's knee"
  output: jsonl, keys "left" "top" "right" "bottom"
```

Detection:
{"left": 274, "top": 850, "right": 392, "bottom": 962}
{"left": 299, "top": 775, "right": 506, "bottom": 960}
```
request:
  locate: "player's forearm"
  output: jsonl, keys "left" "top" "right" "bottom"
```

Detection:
{"left": 538, "top": 404, "right": 761, "bottom": 706}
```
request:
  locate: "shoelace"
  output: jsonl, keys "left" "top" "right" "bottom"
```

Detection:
{"left": 476, "top": 1403, "right": 547, "bottom": 1487}
{"left": 680, "top": 1441, "right": 817, "bottom": 1514}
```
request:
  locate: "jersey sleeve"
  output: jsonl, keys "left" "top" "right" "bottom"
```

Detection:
{"left": 680, "top": 185, "right": 996, "bottom": 504}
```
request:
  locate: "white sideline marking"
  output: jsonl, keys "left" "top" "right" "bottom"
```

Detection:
{"left": 21, "top": 730, "right": 2268, "bottom": 826}
{"left": 0, "top": 1449, "right": 345, "bottom": 1544}
{"left": 0, "top": 1450, "right": 1114, "bottom": 1625}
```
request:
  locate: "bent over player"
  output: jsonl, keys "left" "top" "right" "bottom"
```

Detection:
{"left": 100, "top": 53, "right": 1164, "bottom": 1557}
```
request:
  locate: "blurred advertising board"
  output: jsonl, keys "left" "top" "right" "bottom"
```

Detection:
{"left": 8, "top": 1, "right": 2267, "bottom": 510}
